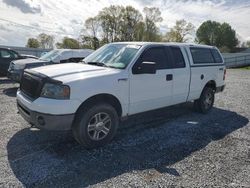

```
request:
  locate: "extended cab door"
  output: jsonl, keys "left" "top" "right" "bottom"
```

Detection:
{"left": 128, "top": 46, "right": 173, "bottom": 115}
{"left": 169, "top": 46, "right": 191, "bottom": 104}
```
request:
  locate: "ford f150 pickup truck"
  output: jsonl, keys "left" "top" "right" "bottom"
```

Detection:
{"left": 17, "top": 42, "right": 226, "bottom": 148}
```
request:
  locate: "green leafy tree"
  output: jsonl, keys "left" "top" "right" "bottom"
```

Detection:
{"left": 165, "top": 19, "right": 195, "bottom": 42}
{"left": 26, "top": 38, "right": 40, "bottom": 48}
{"left": 219, "top": 23, "right": 238, "bottom": 50}
{"left": 56, "top": 37, "right": 80, "bottom": 49}
{"left": 196, "top": 20, "right": 238, "bottom": 52}
{"left": 196, "top": 21, "right": 220, "bottom": 45}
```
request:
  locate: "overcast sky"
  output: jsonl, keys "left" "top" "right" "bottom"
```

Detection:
{"left": 0, "top": 0, "right": 250, "bottom": 46}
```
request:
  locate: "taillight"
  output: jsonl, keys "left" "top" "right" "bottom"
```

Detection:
{"left": 223, "top": 69, "right": 226, "bottom": 80}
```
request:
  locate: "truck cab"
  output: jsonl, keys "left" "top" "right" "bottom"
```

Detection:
{"left": 16, "top": 42, "right": 226, "bottom": 148}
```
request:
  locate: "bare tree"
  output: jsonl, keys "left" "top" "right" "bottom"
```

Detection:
{"left": 37, "top": 33, "right": 54, "bottom": 49}
{"left": 165, "top": 19, "right": 195, "bottom": 42}
{"left": 143, "top": 7, "right": 163, "bottom": 41}
{"left": 85, "top": 17, "right": 100, "bottom": 40}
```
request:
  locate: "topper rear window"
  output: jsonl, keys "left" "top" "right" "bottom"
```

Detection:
{"left": 190, "top": 47, "right": 223, "bottom": 65}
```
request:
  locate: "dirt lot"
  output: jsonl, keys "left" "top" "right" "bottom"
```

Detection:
{"left": 0, "top": 69, "right": 250, "bottom": 188}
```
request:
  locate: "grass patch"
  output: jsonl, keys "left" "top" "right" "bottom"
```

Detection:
{"left": 237, "top": 66, "right": 250, "bottom": 70}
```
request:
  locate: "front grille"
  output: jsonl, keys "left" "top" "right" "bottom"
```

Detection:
{"left": 20, "top": 72, "right": 43, "bottom": 99}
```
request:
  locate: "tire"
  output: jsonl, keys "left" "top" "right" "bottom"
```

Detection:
{"left": 193, "top": 87, "right": 215, "bottom": 114}
{"left": 72, "top": 103, "right": 119, "bottom": 149}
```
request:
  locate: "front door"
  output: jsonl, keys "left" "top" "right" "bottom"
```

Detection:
{"left": 129, "top": 46, "right": 173, "bottom": 115}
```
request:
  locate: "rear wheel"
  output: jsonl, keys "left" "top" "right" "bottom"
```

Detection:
{"left": 72, "top": 103, "right": 119, "bottom": 149}
{"left": 194, "top": 87, "right": 215, "bottom": 114}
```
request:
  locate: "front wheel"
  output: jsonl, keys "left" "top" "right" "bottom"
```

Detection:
{"left": 194, "top": 87, "right": 215, "bottom": 114}
{"left": 72, "top": 103, "right": 119, "bottom": 149}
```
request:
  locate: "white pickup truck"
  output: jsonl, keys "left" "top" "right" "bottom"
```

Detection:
{"left": 17, "top": 42, "right": 226, "bottom": 148}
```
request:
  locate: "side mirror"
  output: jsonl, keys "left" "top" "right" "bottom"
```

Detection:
{"left": 134, "top": 61, "right": 156, "bottom": 74}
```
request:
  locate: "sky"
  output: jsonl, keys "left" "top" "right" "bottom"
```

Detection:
{"left": 0, "top": 0, "right": 250, "bottom": 47}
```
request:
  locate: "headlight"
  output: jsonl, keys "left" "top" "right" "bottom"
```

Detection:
{"left": 40, "top": 83, "right": 70, "bottom": 99}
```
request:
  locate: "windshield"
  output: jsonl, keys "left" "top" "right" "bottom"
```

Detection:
{"left": 39, "top": 50, "right": 60, "bottom": 61}
{"left": 83, "top": 44, "right": 141, "bottom": 69}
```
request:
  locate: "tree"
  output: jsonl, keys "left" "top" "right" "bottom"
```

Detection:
{"left": 219, "top": 23, "right": 238, "bottom": 50}
{"left": 247, "top": 41, "right": 250, "bottom": 48}
{"left": 119, "top": 6, "right": 143, "bottom": 41}
{"left": 79, "top": 35, "right": 99, "bottom": 49}
{"left": 196, "top": 21, "right": 221, "bottom": 46}
{"left": 143, "top": 7, "right": 163, "bottom": 23}
{"left": 134, "top": 21, "right": 145, "bottom": 41}
{"left": 196, "top": 20, "right": 238, "bottom": 52}
{"left": 143, "top": 7, "right": 163, "bottom": 41}
{"left": 56, "top": 37, "right": 80, "bottom": 49}
{"left": 241, "top": 41, "right": 250, "bottom": 48}
{"left": 85, "top": 17, "right": 100, "bottom": 39}
{"left": 98, "top": 5, "right": 123, "bottom": 42}
{"left": 81, "top": 5, "right": 163, "bottom": 45}
{"left": 26, "top": 38, "right": 40, "bottom": 48}
{"left": 165, "top": 19, "right": 195, "bottom": 42}
{"left": 83, "top": 17, "right": 100, "bottom": 49}
{"left": 37, "top": 33, "right": 54, "bottom": 49}
{"left": 95, "top": 5, "right": 146, "bottom": 43}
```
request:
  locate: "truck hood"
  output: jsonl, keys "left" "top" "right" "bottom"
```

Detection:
{"left": 30, "top": 63, "right": 121, "bottom": 83}
{"left": 12, "top": 58, "right": 47, "bottom": 66}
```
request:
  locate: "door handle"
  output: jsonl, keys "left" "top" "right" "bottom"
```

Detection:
{"left": 166, "top": 74, "right": 173, "bottom": 81}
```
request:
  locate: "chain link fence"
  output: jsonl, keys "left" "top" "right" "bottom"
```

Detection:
{"left": 222, "top": 53, "right": 250, "bottom": 68}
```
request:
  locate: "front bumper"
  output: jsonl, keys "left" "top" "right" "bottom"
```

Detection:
{"left": 17, "top": 99, "right": 74, "bottom": 131}
{"left": 7, "top": 69, "right": 23, "bottom": 82}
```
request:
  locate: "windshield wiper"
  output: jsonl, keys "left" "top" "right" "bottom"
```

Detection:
{"left": 86, "top": 62, "right": 108, "bottom": 67}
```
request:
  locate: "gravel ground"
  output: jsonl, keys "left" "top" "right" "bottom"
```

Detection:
{"left": 0, "top": 69, "right": 250, "bottom": 188}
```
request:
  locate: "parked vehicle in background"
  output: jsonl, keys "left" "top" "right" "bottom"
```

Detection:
{"left": 40, "top": 52, "right": 47, "bottom": 57}
{"left": 17, "top": 42, "right": 226, "bottom": 148}
{"left": 0, "top": 48, "right": 34, "bottom": 76}
{"left": 8, "top": 49, "right": 94, "bottom": 82}
{"left": 20, "top": 54, "right": 38, "bottom": 59}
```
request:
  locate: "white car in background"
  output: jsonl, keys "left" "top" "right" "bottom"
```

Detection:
{"left": 8, "top": 49, "right": 94, "bottom": 82}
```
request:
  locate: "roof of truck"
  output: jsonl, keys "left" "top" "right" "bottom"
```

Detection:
{"left": 112, "top": 42, "right": 215, "bottom": 49}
